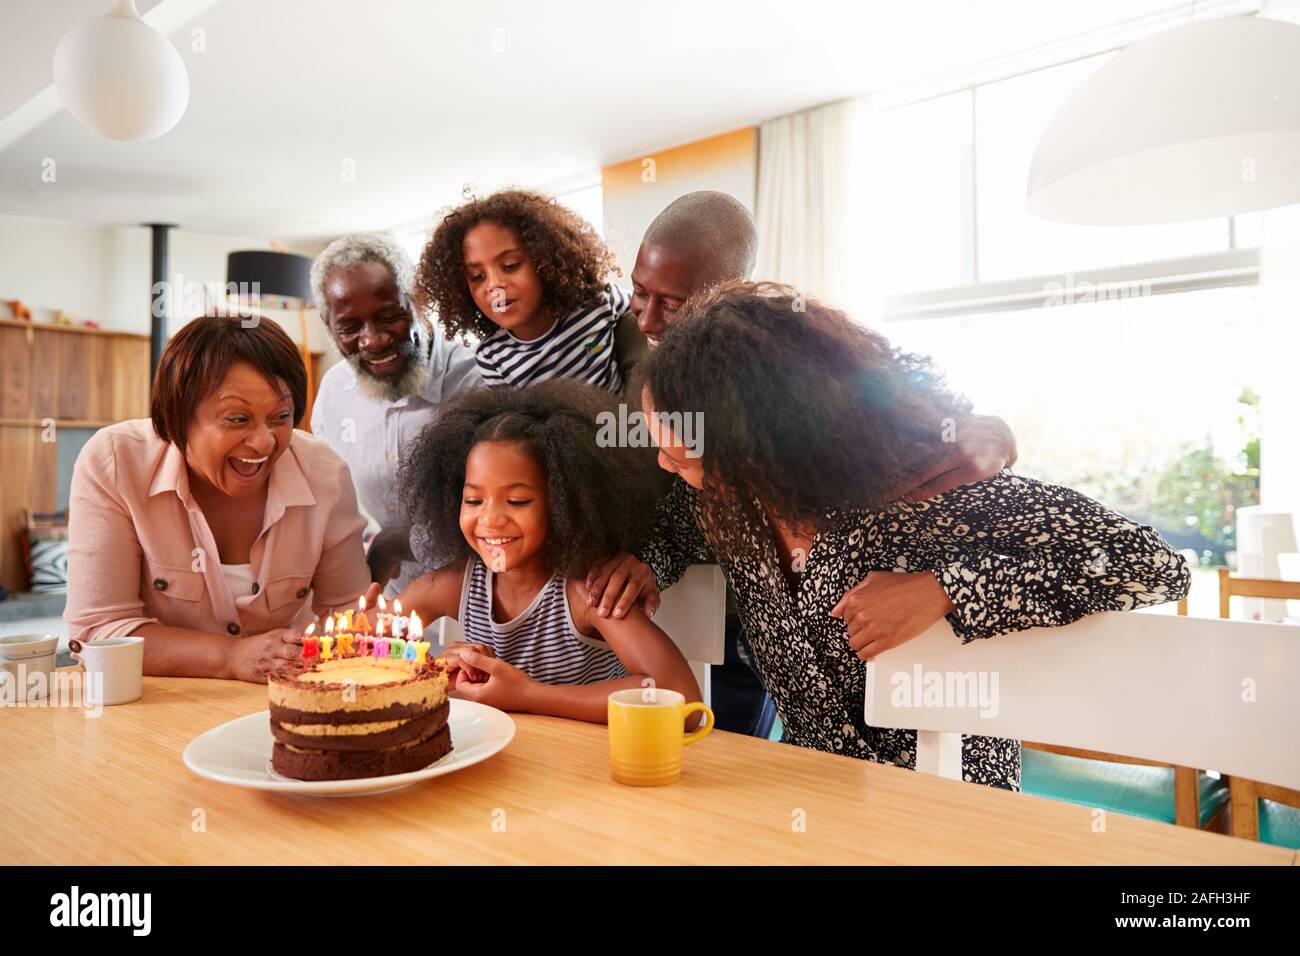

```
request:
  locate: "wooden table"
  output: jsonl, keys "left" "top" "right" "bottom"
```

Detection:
{"left": 2, "top": 672, "right": 1294, "bottom": 865}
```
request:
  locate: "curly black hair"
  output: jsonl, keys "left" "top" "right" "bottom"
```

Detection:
{"left": 414, "top": 189, "right": 619, "bottom": 340}
{"left": 399, "top": 379, "right": 668, "bottom": 579}
{"left": 643, "top": 281, "right": 973, "bottom": 529}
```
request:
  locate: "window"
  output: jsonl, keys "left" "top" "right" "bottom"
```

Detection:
{"left": 855, "top": 39, "right": 1265, "bottom": 592}
{"left": 867, "top": 91, "right": 973, "bottom": 295}
{"left": 888, "top": 283, "right": 1263, "bottom": 574}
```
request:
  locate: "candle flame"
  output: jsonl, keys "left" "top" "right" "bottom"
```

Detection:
{"left": 358, "top": 594, "right": 367, "bottom": 611}
{"left": 394, "top": 599, "right": 402, "bottom": 615}
{"left": 323, "top": 616, "right": 333, "bottom": 634}
{"left": 410, "top": 610, "right": 423, "bottom": 638}
{"left": 378, "top": 594, "right": 387, "bottom": 612}
{"left": 304, "top": 622, "right": 315, "bottom": 637}
{"left": 376, "top": 616, "right": 385, "bottom": 637}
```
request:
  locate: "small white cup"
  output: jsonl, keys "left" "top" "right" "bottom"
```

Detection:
{"left": 70, "top": 636, "right": 145, "bottom": 706}
{"left": 0, "top": 634, "right": 59, "bottom": 702}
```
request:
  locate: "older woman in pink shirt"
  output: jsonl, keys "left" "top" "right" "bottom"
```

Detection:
{"left": 65, "top": 313, "right": 370, "bottom": 682}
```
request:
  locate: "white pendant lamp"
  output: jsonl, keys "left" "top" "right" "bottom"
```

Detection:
{"left": 1028, "top": 16, "right": 1300, "bottom": 225}
{"left": 53, "top": 0, "right": 189, "bottom": 142}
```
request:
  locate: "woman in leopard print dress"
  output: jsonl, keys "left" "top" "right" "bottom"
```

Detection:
{"left": 637, "top": 282, "right": 1190, "bottom": 790}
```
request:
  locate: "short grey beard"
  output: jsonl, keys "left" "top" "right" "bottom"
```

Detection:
{"left": 347, "top": 331, "right": 432, "bottom": 403}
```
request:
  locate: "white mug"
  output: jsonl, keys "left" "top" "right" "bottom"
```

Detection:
{"left": 0, "top": 634, "right": 59, "bottom": 702}
{"left": 70, "top": 636, "right": 144, "bottom": 706}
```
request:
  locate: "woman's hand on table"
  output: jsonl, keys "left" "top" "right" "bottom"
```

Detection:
{"left": 583, "top": 553, "right": 660, "bottom": 619}
{"left": 903, "top": 413, "right": 1016, "bottom": 501}
{"left": 830, "top": 571, "right": 955, "bottom": 661}
{"left": 446, "top": 647, "right": 535, "bottom": 711}
{"left": 226, "top": 628, "right": 302, "bottom": 683}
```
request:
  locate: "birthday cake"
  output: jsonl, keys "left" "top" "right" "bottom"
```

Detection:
{"left": 267, "top": 601, "right": 452, "bottom": 781}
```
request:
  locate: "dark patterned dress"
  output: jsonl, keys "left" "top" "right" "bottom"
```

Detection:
{"left": 638, "top": 470, "right": 1191, "bottom": 790}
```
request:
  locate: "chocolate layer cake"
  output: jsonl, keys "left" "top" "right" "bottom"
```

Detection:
{"left": 268, "top": 656, "right": 452, "bottom": 780}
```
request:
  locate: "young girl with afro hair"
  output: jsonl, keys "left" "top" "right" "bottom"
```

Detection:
{"left": 364, "top": 379, "right": 699, "bottom": 723}
{"left": 414, "top": 189, "right": 633, "bottom": 396}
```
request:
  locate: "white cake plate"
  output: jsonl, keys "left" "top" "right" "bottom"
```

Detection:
{"left": 182, "top": 698, "right": 515, "bottom": 796}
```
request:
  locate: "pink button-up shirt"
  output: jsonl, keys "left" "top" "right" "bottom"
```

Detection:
{"left": 65, "top": 418, "right": 370, "bottom": 644}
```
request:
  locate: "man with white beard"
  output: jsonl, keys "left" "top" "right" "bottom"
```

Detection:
{"left": 309, "top": 233, "right": 482, "bottom": 594}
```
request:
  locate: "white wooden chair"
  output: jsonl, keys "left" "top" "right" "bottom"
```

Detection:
{"left": 437, "top": 564, "right": 728, "bottom": 705}
{"left": 863, "top": 611, "right": 1300, "bottom": 799}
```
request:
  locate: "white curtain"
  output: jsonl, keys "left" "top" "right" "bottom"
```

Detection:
{"left": 754, "top": 97, "right": 864, "bottom": 314}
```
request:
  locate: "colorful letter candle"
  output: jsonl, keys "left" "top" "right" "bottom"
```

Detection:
{"left": 336, "top": 633, "right": 355, "bottom": 656}
{"left": 389, "top": 637, "right": 406, "bottom": 658}
{"left": 403, "top": 639, "right": 417, "bottom": 661}
{"left": 302, "top": 623, "right": 319, "bottom": 661}
{"left": 374, "top": 638, "right": 390, "bottom": 659}
{"left": 320, "top": 635, "right": 334, "bottom": 660}
{"left": 355, "top": 596, "right": 373, "bottom": 634}
{"left": 410, "top": 611, "right": 430, "bottom": 664}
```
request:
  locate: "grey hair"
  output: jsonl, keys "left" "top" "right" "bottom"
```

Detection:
{"left": 310, "top": 232, "right": 416, "bottom": 324}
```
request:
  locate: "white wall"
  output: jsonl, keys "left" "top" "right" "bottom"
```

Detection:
{"left": 0, "top": 216, "right": 334, "bottom": 355}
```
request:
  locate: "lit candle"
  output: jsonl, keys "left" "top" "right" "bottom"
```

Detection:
{"left": 320, "top": 635, "right": 334, "bottom": 660}
{"left": 374, "top": 637, "right": 389, "bottom": 659}
{"left": 354, "top": 609, "right": 372, "bottom": 634}
{"left": 390, "top": 637, "right": 406, "bottom": 659}
{"left": 402, "top": 639, "right": 417, "bottom": 661}
{"left": 302, "top": 623, "right": 318, "bottom": 661}
{"left": 375, "top": 615, "right": 385, "bottom": 638}
{"left": 410, "top": 611, "right": 430, "bottom": 664}
{"left": 343, "top": 609, "right": 354, "bottom": 631}
{"left": 335, "top": 633, "right": 354, "bottom": 657}
{"left": 391, "top": 615, "right": 406, "bottom": 639}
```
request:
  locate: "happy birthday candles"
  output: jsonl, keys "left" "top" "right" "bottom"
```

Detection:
{"left": 302, "top": 596, "right": 429, "bottom": 664}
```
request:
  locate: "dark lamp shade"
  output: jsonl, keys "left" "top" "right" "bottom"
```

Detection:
{"left": 226, "top": 250, "right": 313, "bottom": 302}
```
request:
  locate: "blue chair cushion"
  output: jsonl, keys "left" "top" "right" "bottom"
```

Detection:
{"left": 1258, "top": 799, "right": 1300, "bottom": 849}
{"left": 1022, "top": 748, "right": 1228, "bottom": 827}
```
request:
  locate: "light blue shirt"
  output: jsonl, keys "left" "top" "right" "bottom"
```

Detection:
{"left": 311, "top": 327, "right": 483, "bottom": 594}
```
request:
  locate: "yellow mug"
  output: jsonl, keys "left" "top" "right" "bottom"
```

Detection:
{"left": 608, "top": 687, "right": 714, "bottom": 786}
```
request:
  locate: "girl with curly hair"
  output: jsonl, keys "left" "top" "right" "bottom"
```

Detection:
{"left": 414, "top": 189, "right": 632, "bottom": 395}
{"left": 364, "top": 379, "right": 699, "bottom": 723}
{"left": 637, "top": 281, "right": 1190, "bottom": 788}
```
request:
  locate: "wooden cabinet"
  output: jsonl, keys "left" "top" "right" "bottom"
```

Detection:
{"left": 0, "top": 319, "right": 150, "bottom": 592}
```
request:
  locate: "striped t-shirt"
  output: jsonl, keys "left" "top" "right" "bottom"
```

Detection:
{"left": 474, "top": 283, "right": 628, "bottom": 392}
{"left": 457, "top": 556, "right": 628, "bottom": 685}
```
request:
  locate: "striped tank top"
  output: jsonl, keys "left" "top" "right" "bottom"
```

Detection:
{"left": 457, "top": 557, "right": 628, "bottom": 685}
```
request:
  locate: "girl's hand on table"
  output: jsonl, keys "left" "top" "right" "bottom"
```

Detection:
{"left": 830, "top": 571, "right": 955, "bottom": 661}
{"left": 583, "top": 553, "right": 660, "bottom": 619}
{"left": 448, "top": 649, "right": 535, "bottom": 711}
{"left": 227, "top": 628, "right": 302, "bottom": 683}
{"left": 442, "top": 641, "right": 494, "bottom": 684}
